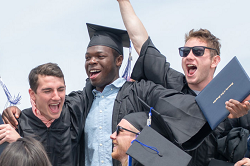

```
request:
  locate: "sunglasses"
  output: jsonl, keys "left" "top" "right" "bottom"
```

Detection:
{"left": 178, "top": 46, "right": 219, "bottom": 57}
{"left": 116, "top": 126, "right": 140, "bottom": 136}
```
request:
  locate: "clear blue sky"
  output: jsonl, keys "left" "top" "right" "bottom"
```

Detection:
{"left": 1, "top": 0, "right": 250, "bottom": 111}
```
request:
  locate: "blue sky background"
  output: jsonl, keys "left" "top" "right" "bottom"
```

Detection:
{"left": 1, "top": 0, "right": 250, "bottom": 111}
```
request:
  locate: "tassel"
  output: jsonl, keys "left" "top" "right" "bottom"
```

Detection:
{"left": 0, "top": 76, "right": 21, "bottom": 107}
{"left": 122, "top": 43, "right": 132, "bottom": 81}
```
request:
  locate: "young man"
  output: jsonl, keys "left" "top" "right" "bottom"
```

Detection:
{"left": 116, "top": 0, "right": 250, "bottom": 165}
{"left": 110, "top": 113, "right": 143, "bottom": 166}
{"left": 81, "top": 23, "right": 211, "bottom": 166}
{"left": 1, "top": 63, "right": 85, "bottom": 166}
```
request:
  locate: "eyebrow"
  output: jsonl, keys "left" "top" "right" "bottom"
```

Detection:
{"left": 86, "top": 51, "right": 105, "bottom": 55}
{"left": 41, "top": 86, "right": 65, "bottom": 91}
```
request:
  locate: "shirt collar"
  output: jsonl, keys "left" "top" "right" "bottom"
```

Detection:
{"left": 92, "top": 77, "right": 126, "bottom": 94}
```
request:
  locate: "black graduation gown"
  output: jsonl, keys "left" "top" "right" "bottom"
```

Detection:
{"left": 131, "top": 37, "right": 248, "bottom": 166}
{"left": 79, "top": 78, "right": 211, "bottom": 166}
{"left": 18, "top": 90, "right": 85, "bottom": 166}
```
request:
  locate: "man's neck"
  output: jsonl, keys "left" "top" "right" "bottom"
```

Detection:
{"left": 95, "top": 77, "right": 120, "bottom": 92}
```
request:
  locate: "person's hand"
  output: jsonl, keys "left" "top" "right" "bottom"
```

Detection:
{"left": 234, "top": 157, "right": 250, "bottom": 166}
{"left": 2, "top": 106, "right": 21, "bottom": 129}
{"left": 226, "top": 96, "right": 250, "bottom": 119}
{"left": 0, "top": 124, "right": 21, "bottom": 144}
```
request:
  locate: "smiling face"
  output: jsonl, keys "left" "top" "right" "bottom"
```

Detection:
{"left": 110, "top": 119, "right": 138, "bottom": 164}
{"left": 181, "top": 37, "right": 220, "bottom": 91}
{"left": 29, "top": 75, "right": 66, "bottom": 120}
{"left": 85, "top": 45, "right": 123, "bottom": 92}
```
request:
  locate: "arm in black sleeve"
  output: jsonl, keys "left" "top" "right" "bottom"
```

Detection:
{"left": 131, "top": 37, "right": 185, "bottom": 92}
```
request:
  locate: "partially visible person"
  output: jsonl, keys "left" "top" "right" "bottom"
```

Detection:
{"left": 1, "top": 63, "right": 85, "bottom": 166}
{"left": 110, "top": 112, "right": 146, "bottom": 166}
{"left": 0, "top": 137, "right": 52, "bottom": 166}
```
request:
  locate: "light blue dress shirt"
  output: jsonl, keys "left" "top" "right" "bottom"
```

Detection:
{"left": 84, "top": 78, "right": 126, "bottom": 166}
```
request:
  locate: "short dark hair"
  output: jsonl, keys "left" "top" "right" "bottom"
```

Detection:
{"left": 29, "top": 63, "right": 65, "bottom": 93}
{"left": 0, "top": 137, "right": 52, "bottom": 166}
{"left": 185, "top": 29, "right": 221, "bottom": 57}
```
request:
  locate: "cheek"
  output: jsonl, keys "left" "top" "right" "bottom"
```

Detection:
{"left": 85, "top": 63, "right": 88, "bottom": 72}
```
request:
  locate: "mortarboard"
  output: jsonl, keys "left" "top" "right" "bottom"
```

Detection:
{"left": 137, "top": 96, "right": 211, "bottom": 151}
{"left": 137, "top": 97, "right": 176, "bottom": 143}
{"left": 86, "top": 23, "right": 132, "bottom": 80}
{"left": 126, "top": 125, "right": 192, "bottom": 166}
{"left": 123, "top": 112, "right": 148, "bottom": 132}
{"left": 124, "top": 98, "right": 191, "bottom": 166}
{"left": 86, "top": 23, "right": 130, "bottom": 56}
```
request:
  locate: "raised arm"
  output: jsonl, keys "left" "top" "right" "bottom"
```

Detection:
{"left": 117, "top": 0, "right": 148, "bottom": 55}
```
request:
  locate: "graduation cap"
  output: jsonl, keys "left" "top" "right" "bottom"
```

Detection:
{"left": 124, "top": 100, "right": 191, "bottom": 166}
{"left": 123, "top": 112, "right": 148, "bottom": 132}
{"left": 126, "top": 125, "right": 192, "bottom": 166}
{"left": 86, "top": 23, "right": 132, "bottom": 80}
{"left": 137, "top": 96, "right": 212, "bottom": 151}
{"left": 86, "top": 23, "right": 130, "bottom": 56}
{"left": 137, "top": 97, "right": 176, "bottom": 143}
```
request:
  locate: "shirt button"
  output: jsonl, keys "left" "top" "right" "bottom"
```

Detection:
{"left": 111, "top": 88, "right": 113, "bottom": 90}
{"left": 100, "top": 144, "right": 102, "bottom": 146}
{"left": 101, "top": 161, "right": 104, "bottom": 163}
{"left": 99, "top": 126, "right": 102, "bottom": 129}
{"left": 100, "top": 110, "right": 102, "bottom": 113}
{"left": 102, "top": 96, "right": 104, "bottom": 98}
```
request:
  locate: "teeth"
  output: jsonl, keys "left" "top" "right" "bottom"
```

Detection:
{"left": 50, "top": 103, "right": 59, "bottom": 106}
{"left": 187, "top": 64, "right": 196, "bottom": 67}
{"left": 90, "top": 70, "right": 100, "bottom": 73}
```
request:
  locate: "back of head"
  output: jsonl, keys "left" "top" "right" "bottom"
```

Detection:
{"left": 185, "top": 29, "right": 221, "bottom": 57}
{"left": 29, "top": 62, "right": 64, "bottom": 93}
{"left": 0, "top": 137, "right": 52, "bottom": 166}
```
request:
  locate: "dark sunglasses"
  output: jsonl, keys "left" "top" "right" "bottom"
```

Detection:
{"left": 116, "top": 125, "right": 140, "bottom": 136}
{"left": 178, "top": 46, "right": 219, "bottom": 57}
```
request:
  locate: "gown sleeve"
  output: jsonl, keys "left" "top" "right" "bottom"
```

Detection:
{"left": 131, "top": 37, "right": 185, "bottom": 92}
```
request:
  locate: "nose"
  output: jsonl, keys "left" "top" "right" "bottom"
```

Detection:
{"left": 110, "top": 131, "right": 117, "bottom": 140}
{"left": 52, "top": 90, "right": 61, "bottom": 100}
{"left": 185, "top": 49, "right": 195, "bottom": 59}
{"left": 88, "top": 57, "right": 97, "bottom": 65}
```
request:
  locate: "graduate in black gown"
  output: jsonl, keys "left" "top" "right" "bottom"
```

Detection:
{"left": 116, "top": 0, "right": 249, "bottom": 165}
{"left": 1, "top": 63, "right": 85, "bottom": 166}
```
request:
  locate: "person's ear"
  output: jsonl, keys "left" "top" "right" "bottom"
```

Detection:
{"left": 211, "top": 55, "right": 220, "bottom": 68}
{"left": 29, "top": 88, "right": 36, "bottom": 102}
{"left": 116, "top": 55, "right": 123, "bottom": 67}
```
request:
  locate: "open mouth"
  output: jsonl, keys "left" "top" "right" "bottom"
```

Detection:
{"left": 113, "top": 143, "right": 118, "bottom": 151}
{"left": 89, "top": 69, "right": 101, "bottom": 79}
{"left": 187, "top": 64, "right": 197, "bottom": 76}
{"left": 49, "top": 103, "right": 60, "bottom": 113}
